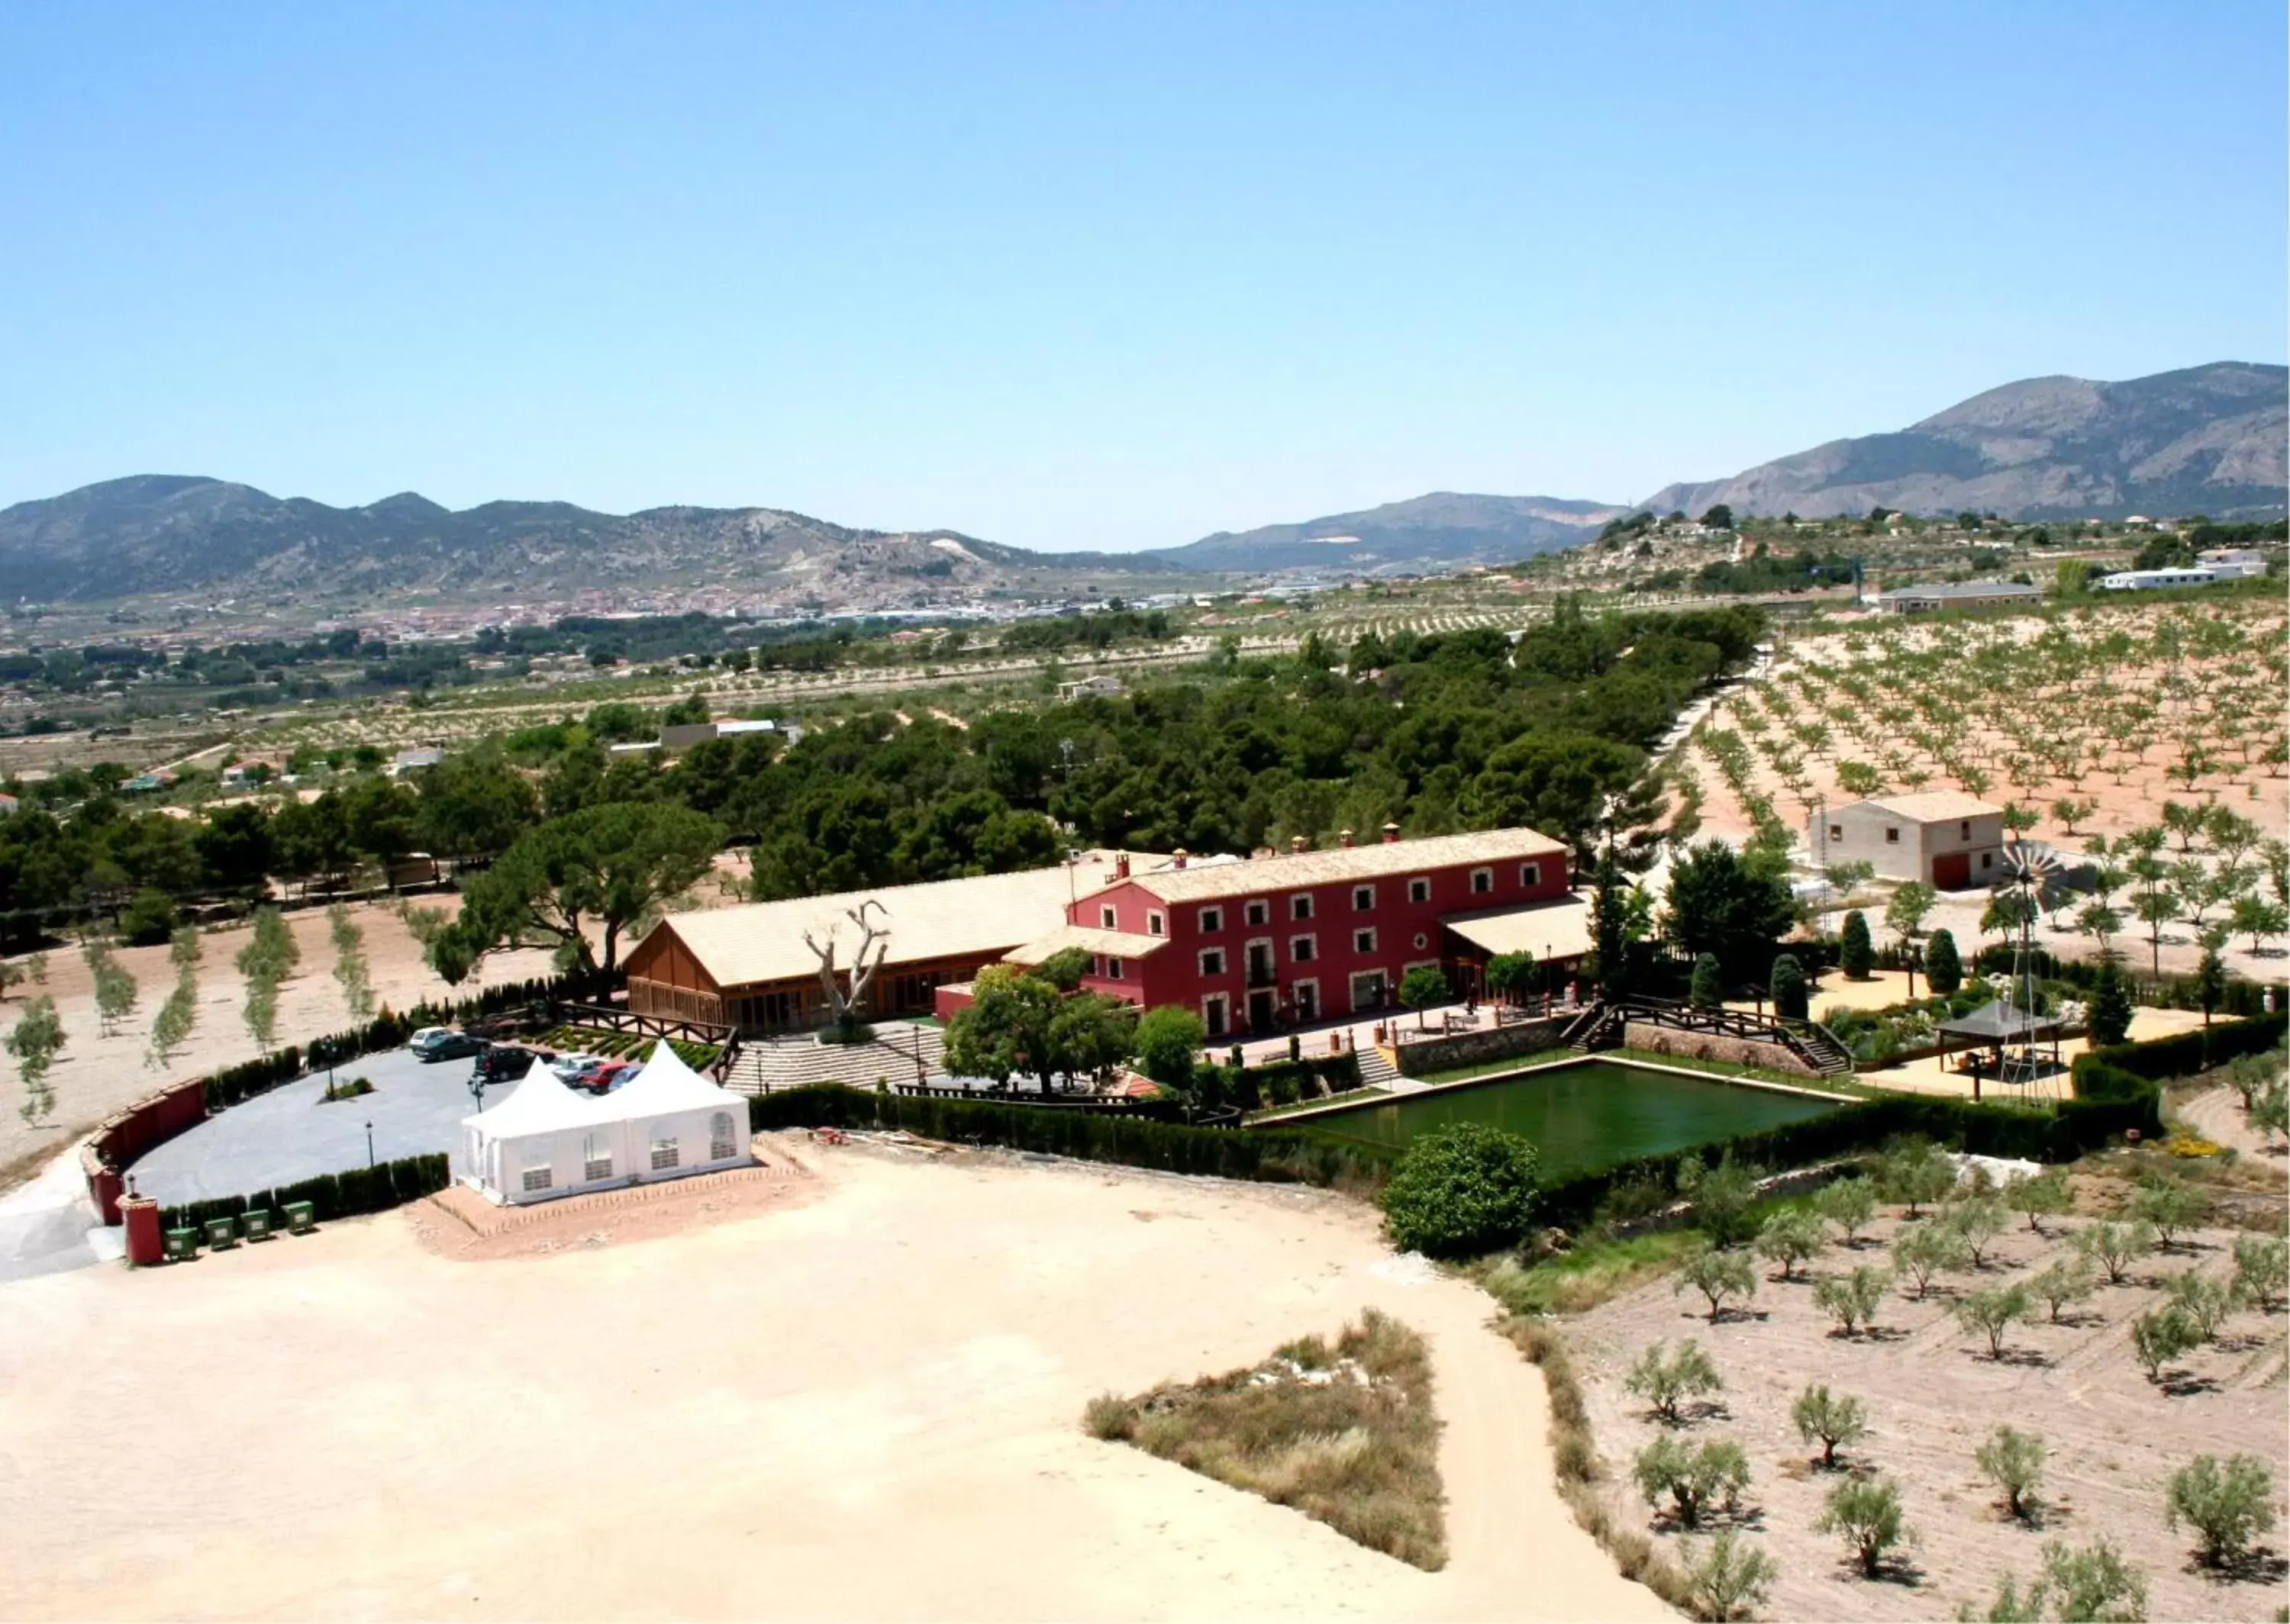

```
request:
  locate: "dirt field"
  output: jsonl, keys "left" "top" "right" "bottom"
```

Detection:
{"left": 1563, "top": 1188, "right": 2290, "bottom": 1622}
{"left": 0, "top": 1139, "right": 1666, "bottom": 1623}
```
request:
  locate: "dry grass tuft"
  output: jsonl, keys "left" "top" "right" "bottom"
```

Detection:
{"left": 1081, "top": 1309, "right": 1446, "bottom": 1570}
{"left": 1505, "top": 1314, "right": 1700, "bottom": 1615}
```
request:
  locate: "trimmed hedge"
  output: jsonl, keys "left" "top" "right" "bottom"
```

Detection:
{"left": 749, "top": 1084, "right": 1392, "bottom": 1189}
{"left": 2078, "top": 1012, "right": 2288, "bottom": 1083}
{"left": 1234, "top": 1052, "right": 1363, "bottom": 1110}
{"left": 1963, "top": 942, "right": 2286, "bottom": 1019}
{"left": 158, "top": 1152, "right": 450, "bottom": 1234}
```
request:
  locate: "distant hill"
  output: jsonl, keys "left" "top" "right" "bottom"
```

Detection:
{"left": 1151, "top": 491, "right": 1631, "bottom": 575}
{"left": 1640, "top": 362, "right": 2288, "bottom": 523}
{"left": 0, "top": 476, "right": 1184, "bottom": 607}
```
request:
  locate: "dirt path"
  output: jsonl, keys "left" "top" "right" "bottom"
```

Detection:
{"left": 0, "top": 1143, "right": 1667, "bottom": 1622}
{"left": 2176, "top": 1084, "right": 2288, "bottom": 1174}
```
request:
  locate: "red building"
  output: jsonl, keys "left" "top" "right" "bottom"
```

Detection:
{"left": 950, "top": 824, "right": 1582, "bottom": 1038}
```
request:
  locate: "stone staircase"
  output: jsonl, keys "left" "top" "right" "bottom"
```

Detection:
{"left": 1353, "top": 1043, "right": 1403, "bottom": 1092}
{"left": 719, "top": 1022, "right": 946, "bottom": 1096}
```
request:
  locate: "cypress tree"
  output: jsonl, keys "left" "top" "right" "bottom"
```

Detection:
{"left": 1840, "top": 910, "right": 1874, "bottom": 980}
{"left": 1924, "top": 928, "right": 1963, "bottom": 996}
{"left": 1770, "top": 953, "right": 1809, "bottom": 1021}
{"left": 1689, "top": 953, "right": 1724, "bottom": 1010}
{"left": 2088, "top": 958, "right": 2135, "bottom": 1048}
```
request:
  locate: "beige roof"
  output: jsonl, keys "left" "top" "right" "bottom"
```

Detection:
{"left": 1440, "top": 893, "right": 1596, "bottom": 962}
{"left": 1002, "top": 924, "right": 1172, "bottom": 965}
{"left": 643, "top": 852, "right": 1143, "bottom": 991}
{"left": 1852, "top": 791, "right": 2003, "bottom": 822}
{"left": 1121, "top": 828, "right": 1569, "bottom": 904}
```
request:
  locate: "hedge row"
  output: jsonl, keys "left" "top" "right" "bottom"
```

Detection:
{"left": 1233, "top": 1052, "right": 1362, "bottom": 1110}
{"left": 748, "top": 1084, "right": 1392, "bottom": 1189}
{"left": 157, "top": 1152, "right": 450, "bottom": 1234}
{"left": 1961, "top": 942, "right": 2286, "bottom": 1019}
{"left": 2078, "top": 1011, "right": 2288, "bottom": 1083}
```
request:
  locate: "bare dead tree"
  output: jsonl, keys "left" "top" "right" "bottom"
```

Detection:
{"left": 804, "top": 899, "right": 892, "bottom": 1032}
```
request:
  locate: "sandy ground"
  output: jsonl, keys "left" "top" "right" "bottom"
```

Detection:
{"left": 1563, "top": 1198, "right": 2290, "bottom": 1622}
{"left": 0, "top": 1139, "right": 1667, "bottom": 1623}
{"left": 2174, "top": 1084, "right": 2290, "bottom": 1174}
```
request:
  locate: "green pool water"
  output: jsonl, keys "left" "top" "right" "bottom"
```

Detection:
{"left": 1295, "top": 1060, "right": 1840, "bottom": 1176}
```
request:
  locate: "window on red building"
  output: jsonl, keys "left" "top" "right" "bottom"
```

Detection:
{"left": 1198, "top": 947, "right": 1225, "bottom": 975}
{"left": 1353, "top": 885, "right": 1376, "bottom": 911}
{"left": 1244, "top": 899, "right": 1269, "bottom": 926}
{"left": 1147, "top": 910, "right": 1166, "bottom": 935}
{"left": 1353, "top": 927, "right": 1376, "bottom": 954}
{"left": 1407, "top": 877, "right": 1430, "bottom": 904}
{"left": 1520, "top": 862, "right": 1541, "bottom": 888}
{"left": 1469, "top": 866, "right": 1493, "bottom": 895}
{"left": 1289, "top": 894, "right": 1313, "bottom": 920}
{"left": 1199, "top": 906, "right": 1223, "bottom": 933}
{"left": 1099, "top": 904, "right": 1117, "bottom": 928}
{"left": 1291, "top": 934, "right": 1316, "bottom": 962}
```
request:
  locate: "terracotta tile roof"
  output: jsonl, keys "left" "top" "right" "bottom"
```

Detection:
{"left": 1002, "top": 924, "right": 1172, "bottom": 964}
{"left": 1854, "top": 791, "right": 2004, "bottom": 821}
{"left": 1120, "top": 828, "right": 1567, "bottom": 904}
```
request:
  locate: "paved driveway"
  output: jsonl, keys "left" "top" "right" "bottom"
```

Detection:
{"left": 129, "top": 1047, "right": 505, "bottom": 1207}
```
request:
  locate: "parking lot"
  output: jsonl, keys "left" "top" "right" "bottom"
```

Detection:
{"left": 129, "top": 1045, "right": 511, "bottom": 1206}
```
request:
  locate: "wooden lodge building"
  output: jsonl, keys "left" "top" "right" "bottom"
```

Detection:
{"left": 627, "top": 828, "right": 1594, "bottom": 1040}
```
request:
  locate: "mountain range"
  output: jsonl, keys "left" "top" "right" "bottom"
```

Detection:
{"left": 1, "top": 362, "right": 2279, "bottom": 608}
{"left": 1641, "top": 362, "right": 2286, "bottom": 523}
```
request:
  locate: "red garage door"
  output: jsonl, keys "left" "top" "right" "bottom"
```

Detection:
{"left": 1933, "top": 851, "right": 1971, "bottom": 891}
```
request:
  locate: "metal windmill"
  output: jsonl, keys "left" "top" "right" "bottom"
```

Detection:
{"left": 1992, "top": 839, "right": 2076, "bottom": 1075}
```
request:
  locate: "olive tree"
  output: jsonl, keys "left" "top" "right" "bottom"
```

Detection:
{"left": 1976, "top": 1426, "right": 2047, "bottom": 1522}
{"left": 1680, "top": 1530, "right": 1776, "bottom": 1623}
{"left": 1789, "top": 1383, "right": 1867, "bottom": 1468}
{"left": 1673, "top": 1242, "right": 1759, "bottom": 1321}
{"left": 1623, "top": 1339, "right": 1724, "bottom": 1425}
{"left": 1812, "top": 1265, "right": 1889, "bottom": 1336}
{"left": 1816, "top": 1475, "right": 1914, "bottom": 1579}
{"left": 1631, "top": 1434, "right": 1750, "bottom": 1529}
{"left": 1814, "top": 1175, "right": 1878, "bottom": 1245}
{"left": 1754, "top": 1208, "right": 1825, "bottom": 1281}
{"left": 2166, "top": 1454, "right": 2277, "bottom": 1570}
{"left": 1955, "top": 1283, "right": 2033, "bottom": 1360}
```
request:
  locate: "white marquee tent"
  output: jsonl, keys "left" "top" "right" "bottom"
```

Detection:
{"left": 461, "top": 1041, "right": 753, "bottom": 1205}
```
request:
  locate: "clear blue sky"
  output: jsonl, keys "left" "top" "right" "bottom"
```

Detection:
{"left": 2, "top": 2, "right": 2282, "bottom": 549}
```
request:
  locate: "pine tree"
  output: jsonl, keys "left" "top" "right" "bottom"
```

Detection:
{"left": 1688, "top": 953, "right": 1723, "bottom": 1010}
{"left": 1769, "top": 954, "right": 1808, "bottom": 1021}
{"left": 2088, "top": 958, "right": 2135, "bottom": 1048}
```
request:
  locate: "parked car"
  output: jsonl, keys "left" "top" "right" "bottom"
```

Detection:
{"left": 550, "top": 1052, "right": 601, "bottom": 1083}
{"left": 589, "top": 1060, "right": 640, "bottom": 1093}
{"left": 411, "top": 1028, "right": 485, "bottom": 1063}
{"left": 473, "top": 1045, "right": 538, "bottom": 1083}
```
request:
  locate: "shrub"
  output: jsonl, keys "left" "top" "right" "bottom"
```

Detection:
{"left": 2165, "top": 1453, "right": 2277, "bottom": 1569}
{"left": 2076, "top": 1220, "right": 2154, "bottom": 1285}
{"left": 2027, "top": 1258, "right": 2095, "bottom": 1323}
{"left": 1812, "top": 1266, "right": 1888, "bottom": 1336}
{"left": 1976, "top": 1426, "right": 2047, "bottom": 1521}
{"left": 1769, "top": 954, "right": 1808, "bottom": 1021}
{"left": 2128, "top": 1178, "right": 2204, "bottom": 1250}
{"left": 1379, "top": 1123, "right": 1539, "bottom": 1257}
{"left": 1979, "top": 1539, "right": 2149, "bottom": 1623}
{"left": 1944, "top": 1194, "right": 2010, "bottom": 1268}
{"left": 1082, "top": 1394, "right": 1134, "bottom": 1442}
{"left": 1816, "top": 1475, "right": 1914, "bottom": 1579}
{"left": 1681, "top": 1529, "right": 1776, "bottom": 1622}
{"left": 1688, "top": 953, "right": 1723, "bottom": 1010}
{"left": 1814, "top": 1175, "right": 1878, "bottom": 1245}
{"left": 1789, "top": 1383, "right": 1867, "bottom": 1469}
{"left": 2164, "top": 1271, "right": 2234, "bottom": 1341}
{"left": 1624, "top": 1339, "right": 1724, "bottom": 1426}
{"left": 2130, "top": 1306, "right": 2198, "bottom": 1383}
{"left": 2231, "top": 1234, "right": 2287, "bottom": 1313}
{"left": 2004, "top": 1168, "right": 2072, "bottom": 1235}
{"left": 1881, "top": 1140, "right": 1957, "bottom": 1217}
{"left": 1631, "top": 1434, "right": 1750, "bottom": 1529}
{"left": 1840, "top": 911, "right": 1873, "bottom": 980}
{"left": 1679, "top": 1152, "right": 1763, "bottom": 1247}
{"left": 1892, "top": 1220, "right": 1969, "bottom": 1300}
{"left": 1672, "top": 1242, "right": 1758, "bottom": 1321}
{"left": 1924, "top": 928, "right": 1963, "bottom": 995}
{"left": 1753, "top": 1208, "right": 1825, "bottom": 1281}
{"left": 1955, "top": 1283, "right": 2033, "bottom": 1359}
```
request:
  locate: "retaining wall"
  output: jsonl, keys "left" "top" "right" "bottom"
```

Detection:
{"left": 1621, "top": 1021, "right": 1815, "bottom": 1078}
{"left": 81, "top": 1078, "right": 211, "bottom": 1224}
{"left": 1392, "top": 1016, "right": 1572, "bottom": 1077}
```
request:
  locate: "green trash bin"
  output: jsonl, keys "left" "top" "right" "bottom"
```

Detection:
{"left": 240, "top": 1210, "right": 274, "bottom": 1242}
{"left": 282, "top": 1201, "right": 316, "bottom": 1234}
{"left": 163, "top": 1227, "right": 200, "bottom": 1261}
{"left": 203, "top": 1216, "right": 238, "bottom": 1250}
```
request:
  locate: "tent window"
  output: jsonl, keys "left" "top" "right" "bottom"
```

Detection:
{"left": 583, "top": 1133, "right": 612, "bottom": 1182}
{"left": 521, "top": 1166, "right": 553, "bottom": 1193}
{"left": 651, "top": 1132, "right": 681, "bottom": 1172}
{"left": 710, "top": 1112, "right": 736, "bottom": 1161}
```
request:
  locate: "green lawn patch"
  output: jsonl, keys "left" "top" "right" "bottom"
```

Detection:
{"left": 1082, "top": 1310, "right": 1446, "bottom": 1570}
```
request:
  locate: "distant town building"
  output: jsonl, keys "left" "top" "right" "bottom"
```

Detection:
{"left": 1872, "top": 581, "right": 2042, "bottom": 615}
{"left": 659, "top": 717, "right": 792, "bottom": 751}
{"left": 389, "top": 748, "right": 445, "bottom": 775}
{"left": 1821, "top": 792, "right": 2005, "bottom": 890}
{"left": 2193, "top": 548, "right": 2269, "bottom": 578}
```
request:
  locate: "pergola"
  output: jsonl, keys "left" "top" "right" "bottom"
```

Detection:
{"left": 1938, "top": 999, "right": 2064, "bottom": 1092}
